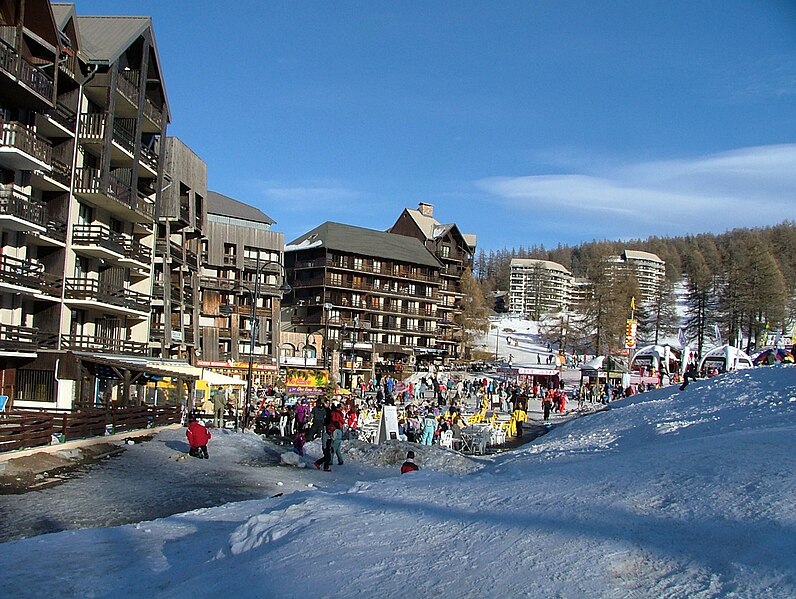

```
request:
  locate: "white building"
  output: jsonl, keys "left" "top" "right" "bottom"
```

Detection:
{"left": 509, "top": 259, "right": 572, "bottom": 317}
{"left": 604, "top": 249, "right": 665, "bottom": 303}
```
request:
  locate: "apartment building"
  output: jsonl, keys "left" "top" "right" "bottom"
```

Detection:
{"left": 388, "top": 202, "right": 475, "bottom": 360}
{"left": 509, "top": 258, "right": 573, "bottom": 317}
{"left": 604, "top": 249, "right": 665, "bottom": 303}
{"left": 150, "top": 137, "right": 205, "bottom": 362}
{"left": 0, "top": 2, "right": 197, "bottom": 409}
{"left": 197, "top": 191, "right": 285, "bottom": 389}
{"left": 285, "top": 222, "right": 442, "bottom": 387}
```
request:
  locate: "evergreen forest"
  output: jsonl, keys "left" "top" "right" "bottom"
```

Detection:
{"left": 471, "top": 221, "right": 796, "bottom": 357}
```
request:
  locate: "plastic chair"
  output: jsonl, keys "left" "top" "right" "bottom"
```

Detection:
{"left": 439, "top": 429, "right": 454, "bottom": 449}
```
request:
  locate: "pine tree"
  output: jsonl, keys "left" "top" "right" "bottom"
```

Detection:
{"left": 455, "top": 268, "right": 491, "bottom": 358}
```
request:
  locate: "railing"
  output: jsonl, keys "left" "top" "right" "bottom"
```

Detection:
{"left": 0, "top": 28, "right": 54, "bottom": 102}
{"left": 0, "top": 405, "right": 181, "bottom": 453}
{"left": 117, "top": 70, "right": 140, "bottom": 105}
{"left": 135, "top": 193, "right": 156, "bottom": 221}
{"left": 143, "top": 97, "right": 164, "bottom": 128}
{"left": 49, "top": 156, "right": 72, "bottom": 187}
{"left": 58, "top": 51, "right": 78, "bottom": 79}
{"left": 72, "top": 223, "right": 126, "bottom": 256}
{"left": 199, "top": 276, "right": 237, "bottom": 290}
{"left": 0, "top": 413, "right": 53, "bottom": 452}
{"left": 112, "top": 118, "right": 136, "bottom": 154}
{"left": 78, "top": 112, "right": 104, "bottom": 140}
{"left": 108, "top": 170, "right": 133, "bottom": 206}
{"left": 52, "top": 101, "right": 77, "bottom": 131}
{"left": 58, "top": 332, "right": 149, "bottom": 355}
{"left": 123, "top": 238, "right": 152, "bottom": 264}
{"left": 43, "top": 219, "right": 67, "bottom": 242}
{"left": 64, "top": 278, "right": 150, "bottom": 313}
{"left": 0, "top": 323, "right": 38, "bottom": 352}
{"left": 140, "top": 144, "right": 159, "bottom": 171}
{"left": 0, "top": 254, "right": 46, "bottom": 290}
{"left": 0, "top": 185, "right": 45, "bottom": 226}
{"left": 294, "top": 255, "right": 437, "bottom": 282}
{"left": 0, "top": 119, "right": 52, "bottom": 165}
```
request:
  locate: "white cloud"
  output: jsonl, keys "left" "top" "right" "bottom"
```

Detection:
{"left": 256, "top": 181, "right": 360, "bottom": 212}
{"left": 476, "top": 144, "right": 796, "bottom": 240}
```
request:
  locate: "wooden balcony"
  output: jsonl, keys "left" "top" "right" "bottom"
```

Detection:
{"left": 64, "top": 278, "right": 150, "bottom": 314}
{"left": 0, "top": 323, "right": 38, "bottom": 352}
{"left": 0, "top": 254, "right": 60, "bottom": 295}
{"left": 0, "top": 28, "right": 55, "bottom": 106}
{"left": 72, "top": 224, "right": 126, "bottom": 260}
{"left": 0, "top": 184, "right": 46, "bottom": 232}
{"left": 58, "top": 333, "right": 148, "bottom": 355}
{"left": 0, "top": 119, "right": 52, "bottom": 171}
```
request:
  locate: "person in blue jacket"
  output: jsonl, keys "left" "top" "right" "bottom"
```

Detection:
{"left": 420, "top": 411, "right": 438, "bottom": 445}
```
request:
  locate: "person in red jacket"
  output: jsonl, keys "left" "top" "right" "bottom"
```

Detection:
{"left": 186, "top": 419, "right": 212, "bottom": 459}
{"left": 400, "top": 450, "right": 420, "bottom": 474}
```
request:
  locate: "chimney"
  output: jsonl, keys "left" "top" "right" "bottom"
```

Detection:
{"left": 418, "top": 202, "right": 434, "bottom": 217}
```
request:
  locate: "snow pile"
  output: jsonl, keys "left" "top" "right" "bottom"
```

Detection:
{"left": 1, "top": 365, "right": 794, "bottom": 598}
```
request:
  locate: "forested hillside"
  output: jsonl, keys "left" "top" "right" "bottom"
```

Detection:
{"left": 473, "top": 221, "right": 795, "bottom": 356}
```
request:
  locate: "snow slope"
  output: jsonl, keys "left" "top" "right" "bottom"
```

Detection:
{"left": 1, "top": 365, "right": 794, "bottom": 598}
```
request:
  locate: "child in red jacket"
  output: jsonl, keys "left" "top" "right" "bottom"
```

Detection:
{"left": 186, "top": 419, "right": 212, "bottom": 459}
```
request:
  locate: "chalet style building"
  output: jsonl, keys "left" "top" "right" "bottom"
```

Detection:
{"left": 0, "top": 2, "right": 208, "bottom": 410}
{"left": 388, "top": 202, "right": 476, "bottom": 360}
{"left": 284, "top": 222, "right": 442, "bottom": 388}
{"left": 198, "top": 191, "right": 285, "bottom": 389}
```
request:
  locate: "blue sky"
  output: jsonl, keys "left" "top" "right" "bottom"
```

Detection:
{"left": 72, "top": 1, "right": 796, "bottom": 252}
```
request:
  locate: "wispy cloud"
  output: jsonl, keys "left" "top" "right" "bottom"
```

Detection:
{"left": 476, "top": 144, "right": 796, "bottom": 241}
{"left": 256, "top": 181, "right": 360, "bottom": 212}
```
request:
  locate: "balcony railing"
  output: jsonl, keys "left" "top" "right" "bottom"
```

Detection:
{"left": 117, "top": 70, "right": 140, "bottom": 105}
{"left": 0, "top": 323, "right": 38, "bottom": 352}
{"left": 0, "top": 185, "right": 45, "bottom": 226}
{"left": 199, "top": 276, "right": 237, "bottom": 291}
{"left": 64, "top": 278, "right": 150, "bottom": 313}
{"left": 78, "top": 112, "right": 104, "bottom": 139}
{"left": 52, "top": 101, "right": 77, "bottom": 131}
{"left": 112, "top": 119, "right": 136, "bottom": 155}
{"left": 43, "top": 219, "right": 67, "bottom": 243}
{"left": 135, "top": 193, "right": 156, "bottom": 221}
{"left": 0, "top": 254, "right": 45, "bottom": 290}
{"left": 140, "top": 144, "right": 158, "bottom": 171}
{"left": 74, "top": 166, "right": 134, "bottom": 209}
{"left": 0, "top": 29, "right": 54, "bottom": 102}
{"left": 143, "top": 97, "right": 164, "bottom": 129}
{"left": 0, "top": 120, "right": 52, "bottom": 166}
{"left": 294, "top": 255, "right": 437, "bottom": 282}
{"left": 72, "top": 224, "right": 125, "bottom": 256}
{"left": 57, "top": 333, "right": 148, "bottom": 355}
{"left": 123, "top": 238, "right": 152, "bottom": 264}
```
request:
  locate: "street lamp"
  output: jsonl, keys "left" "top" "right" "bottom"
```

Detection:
{"left": 239, "top": 257, "right": 291, "bottom": 431}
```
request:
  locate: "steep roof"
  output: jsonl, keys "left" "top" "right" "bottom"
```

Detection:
{"left": 403, "top": 207, "right": 476, "bottom": 251}
{"left": 51, "top": 3, "right": 75, "bottom": 31}
{"left": 287, "top": 222, "right": 442, "bottom": 269}
{"left": 76, "top": 15, "right": 150, "bottom": 64}
{"left": 207, "top": 191, "right": 275, "bottom": 225}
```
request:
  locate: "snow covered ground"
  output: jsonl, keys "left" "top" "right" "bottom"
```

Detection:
{"left": 1, "top": 364, "right": 794, "bottom": 598}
